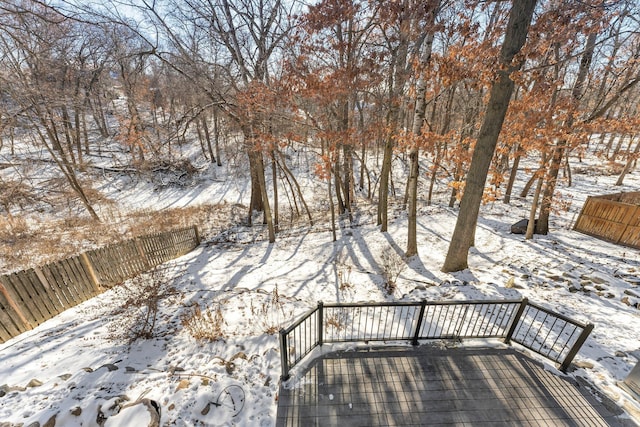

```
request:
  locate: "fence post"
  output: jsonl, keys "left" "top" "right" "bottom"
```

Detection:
{"left": 559, "top": 323, "right": 594, "bottom": 373}
{"left": 317, "top": 301, "right": 324, "bottom": 346}
{"left": 0, "top": 280, "right": 32, "bottom": 330}
{"left": 79, "top": 253, "right": 101, "bottom": 292}
{"left": 573, "top": 196, "right": 590, "bottom": 231}
{"left": 193, "top": 225, "right": 201, "bottom": 246}
{"left": 412, "top": 300, "right": 427, "bottom": 345}
{"left": 504, "top": 298, "right": 528, "bottom": 344}
{"left": 279, "top": 328, "right": 290, "bottom": 381}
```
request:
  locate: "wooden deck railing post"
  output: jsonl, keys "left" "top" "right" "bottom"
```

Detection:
{"left": 559, "top": 323, "right": 594, "bottom": 372}
{"left": 504, "top": 298, "right": 528, "bottom": 344}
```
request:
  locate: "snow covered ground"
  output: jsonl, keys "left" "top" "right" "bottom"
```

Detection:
{"left": 1, "top": 149, "right": 640, "bottom": 426}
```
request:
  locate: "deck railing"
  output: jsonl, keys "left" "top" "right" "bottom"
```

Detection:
{"left": 279, "top": 298, "right": 593, "bottom": 380}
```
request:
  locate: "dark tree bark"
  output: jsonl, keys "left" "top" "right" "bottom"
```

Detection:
{"left": 442, "top": 0, "right": 537, "bottom": 273}
{"left": 201, "top": 115, "right": 217, "bottom": 164}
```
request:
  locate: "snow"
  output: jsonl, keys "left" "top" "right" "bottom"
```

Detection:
{"left": 1, "top": 146, "right": 640, "bottom": 426}
{"left": 104, "top": 405, "right": 152, "bottom": 427}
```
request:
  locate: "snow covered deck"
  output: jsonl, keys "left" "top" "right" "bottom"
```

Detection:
{"left": 276, "top": 346, "right": 625, "bottom": 426}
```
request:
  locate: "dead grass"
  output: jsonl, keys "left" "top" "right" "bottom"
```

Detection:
{"left": 0, "top": 202, "right": 238, "bottom": 275}
{"left": 250, "top": 286, "right": 289, "bottom": 335}
{"left": 181, "top": 304, "right": 227, "bottom": 342}
{"left": 108, "top": 267, "right": 180, "bottom": 343}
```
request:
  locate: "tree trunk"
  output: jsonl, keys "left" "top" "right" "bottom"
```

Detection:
{"left": 406, "top": 4, "right": 439, "bottom": 257}
{"left": 427, "top": 150, "right": 441, "bottom": 205}
{"left": 503, "top": 147, "right": 521, "bottom": 204}
{"left": 33, "top": 118, "right": 100, "bottom": 221}
{"left": 248, "top": 149, "right": 265, "bottom": 224}
{"left": 525, "top": 173, "right": 544, "bottom": 240}
{"left": 442, "top": 0, "right": 537, "bottom": 273}
{"left": 333, "top": 150, "right": 345, "bottom": 215}
{"left": 537, "top": 32, "right": 597, "bottom": 235}
{"left": 378, "top": 137, "right": 393, "bottom": 230}
{"left": 201, "top": 115, "right": 217, "bottom": 164}
{"left": 611, "top": 132, "right": 625, "bottom": 161}
{"left": 526, "top": 156, "right": 546, "bottom": 240}
{"left": 255, "top": 151, "right": 275, "bottom": 243}
{"left": 342, "top": 141, "right": 354, "bottom": 221}
{"left": 272, "top": 151, "right": 279, "bottom": 233}
{"left": 406, "top": 146, "right": 420, "bottom": 256}
{"left": 89, "top": 96, "right": 109, "bottom": 138}
{"left": 74, "top": 106, "right": 83, "bottom": 169}
{"left": 378, "top": 3, "right": 412, "bottom": 231}
{"left": 277, "top": 151, "right": 314, "bottom": 226}
{"left": 81, "top": 105, "right": 90, "bottom": 156}
{"left": 520, "top": 169, "right": 539, "bottom": 198}
{"left": 213, "top": 108, "right": 223, "bottom": 166}
{"left": 195, "top": 119, "right": 208, "bottom": 161}
{"left": 565, "top": 151, "right": 572, "bottom": 187}
{"left": 326, "top": 141, "right": 337, "bottom": 242}
{"left": 616, "top": 136, "right": 639, "bottom": 186}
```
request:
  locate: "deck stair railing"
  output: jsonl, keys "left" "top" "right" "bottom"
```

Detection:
{"left": 279, "top": 298, "right": 593, "bottom": 380}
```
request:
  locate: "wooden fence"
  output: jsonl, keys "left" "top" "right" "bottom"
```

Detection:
{"left": 574, "top": 192, "right": 640, "bottom": 249}
{"left": 0, "top": 226, "right": 200, "bottom": 344}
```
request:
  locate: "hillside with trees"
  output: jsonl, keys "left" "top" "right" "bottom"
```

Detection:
{"left": 1, "top": 1, "right": 640, "bottom": 426}
{"left": 1, "top": 0, "right": 639, "bottom": 272}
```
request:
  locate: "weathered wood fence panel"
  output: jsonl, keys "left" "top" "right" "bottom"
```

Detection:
{"left": 0, "top": 226, "right": 199, "bottom": 344}
{"left": 574, "top": 192, "right": 640, "bottom": 250}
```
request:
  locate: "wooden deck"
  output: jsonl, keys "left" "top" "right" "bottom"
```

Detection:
{"left": 277, "top": 346, "right": 629, "bottom": 426}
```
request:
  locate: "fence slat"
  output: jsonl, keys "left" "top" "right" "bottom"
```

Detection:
{"left": 2, "top": 273, "right": 46, "bottom": 325}
{"left": 58, "top": 259, "right": 90, "bottom": 303}
{"left": 575, "top": 193, "right": 640, "bottom": 249}
{"left": 25, "top": 268, "right": 60, "bottom": 317}
{"left": 67, "top": 256, "right": 97, "bottom": 299}
{"left": 70, "top": 255, "right": 98, "bottom": 296}
{"left": 0, "top": 226, "right": 200, "bottom": 342}
{"left": 42, "top": 263, "right": 77, "bottom": 307}
{"left": 34, "top": 267, "right": 68, "bottom": 312}
{"left": 0, "top": 286, "right": 29, "bottom": 338}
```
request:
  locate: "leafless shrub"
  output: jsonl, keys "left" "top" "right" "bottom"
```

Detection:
{"left": 0, "top": 177, "right": 39, "bottom": 214}
{"left": 250, "top": 285, "right": 288, "bottom": 334}
{"left": 109, "top": 268, "right": 178, "bottom": 343}
{"left": 181, "top": 304, "right": 226, "bottom": 341}
{"left": 337, "top": 265, "right": 353, "bottom": 291}
{"left": 326, "top": 312, "right": 347, "bottom": 332}
{"left": 380, "top": 250, "right": 406, "bottom": 295}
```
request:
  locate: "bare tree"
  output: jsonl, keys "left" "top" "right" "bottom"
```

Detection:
{"left": 406, "top": 0, "right": 441, "bottom": 257}
{"left": 0, "top": 1, "right": 102, "bottom": 220}
{"left": 442, "top": 0, "right": 537, "bottom": 273}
